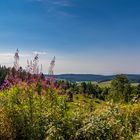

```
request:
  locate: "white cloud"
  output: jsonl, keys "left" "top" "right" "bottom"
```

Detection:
{"left": 33, "top": 51, "right": 47, "bottom": 55}
{"left": 0, "top": 53, "right": 13, "bottom": 57}
{"left": 29, "top": 0, "right": 73, "bottom": 17}
{"left": 0, "top": 52, "right": 29, "bottom": 67}
{"left": 51, "top": 0, "right": 70, "bottom": 7}
{"left": 33, "top": 0, "right": 71, "bottom": 7}
{"left": 0, "top": 53, "right": 30, "bottom": 57}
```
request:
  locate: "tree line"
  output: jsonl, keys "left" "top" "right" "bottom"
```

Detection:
{"left": 0, "top": 66, "right": 140, "bottom": 103}
{"left": 58, "top": 74, "right": 140, "bottom": 103}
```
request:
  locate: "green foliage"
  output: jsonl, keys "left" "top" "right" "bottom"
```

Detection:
{"left": 1, "top": 63, "right": 140, "bottom": 140}
{"left": 0, "top": 84, "right": 140, "bottom": 140}
{"left": 0, "top": 66, "right": 9, "bottom": 85}
{"left": 109, "top": 74, "right": 132, "bottom": 102}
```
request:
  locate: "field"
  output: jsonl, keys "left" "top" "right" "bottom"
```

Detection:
{"left": 99, "top": 81, "right": 139, "bottom": 88}
{"left": 0, "top": 70, "right": 140, "bottom": 140}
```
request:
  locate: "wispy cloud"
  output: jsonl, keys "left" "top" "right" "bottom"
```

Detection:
{"left": 33, "top": 0, "right": 71, "bottom": 7}
{"left": 0, "top": 53, "right": 30, "bottom": 58}
{"left": 33, "top": 51, "right": 47, "bottom": 55}
{"left": 50, "top": 0, "right": 71, "bottom": 7}
{"left": 28, "top": 0, "right": 75, "bottom": 18}
{"left": 0, "top": 52, "right": 30, "bottom": 67}
{"left": 0, "top": 51, "right": 47, "bottom": 59}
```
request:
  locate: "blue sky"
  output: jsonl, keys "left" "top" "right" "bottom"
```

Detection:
{"left": 0, "top": 0, "right": 140, "bottom": 74}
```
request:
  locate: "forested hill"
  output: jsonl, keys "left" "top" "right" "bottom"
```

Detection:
{"left": 54, "top": 74, "right": 140, "bottom": 83}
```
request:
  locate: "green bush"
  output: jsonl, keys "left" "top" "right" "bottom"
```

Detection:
{"left": 0, "top": 85, "right": 140, "bottom": 140}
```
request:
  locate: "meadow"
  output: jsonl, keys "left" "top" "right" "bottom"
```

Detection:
{"left": 0, "top": 66, "right": 140, "bottom": 140}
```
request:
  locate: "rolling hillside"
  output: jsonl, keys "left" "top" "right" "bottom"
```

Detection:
{"left": 54, "top": 74, "right": 140, "bottom": 83}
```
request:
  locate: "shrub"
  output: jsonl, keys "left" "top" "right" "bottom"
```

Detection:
{"left": 0, "top": 84, "right": 140, "bottom": 140}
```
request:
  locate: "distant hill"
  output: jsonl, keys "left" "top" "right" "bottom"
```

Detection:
{"left": 52, "top": 74, "right": 140, "bottom": 83}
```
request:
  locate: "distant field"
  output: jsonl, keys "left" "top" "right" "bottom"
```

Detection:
{"left": 98, "top": 81, "right": 111, "bottom": 88}
{"left": 131, "top": 83, "right": 139, "bottom": 86}
{"left": 99, "top": 81, "right": 139, "bottom": 88}
{"left": 76, "top": 80, "right": 139, "bottom": 88}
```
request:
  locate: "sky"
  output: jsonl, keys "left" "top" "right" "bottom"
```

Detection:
{"left": 0, "top": 0, "right": 140, "bottom": 74}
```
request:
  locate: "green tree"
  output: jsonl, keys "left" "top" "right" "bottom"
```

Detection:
{"left": 109, "top": 74, "right": 131, "bottom": 102}
{"left": 131, "top": 84, "right": 140, "bottom": 101}
{"left": 100, "top": 87, "right": 109, "bottom": 100}
{"left": 80, "top": 82, "right": 87, "bottom": 94}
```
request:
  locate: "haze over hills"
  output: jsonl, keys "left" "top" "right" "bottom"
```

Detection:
{"left": 54, "top": 74, "right": 140, "bottom": 83}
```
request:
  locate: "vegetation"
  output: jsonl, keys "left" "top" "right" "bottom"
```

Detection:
{"left": 0, "top": 66, "right": 140, "bottom": 140}
{"left": 0, "top": 66, "right": 9, "bottom": 86}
